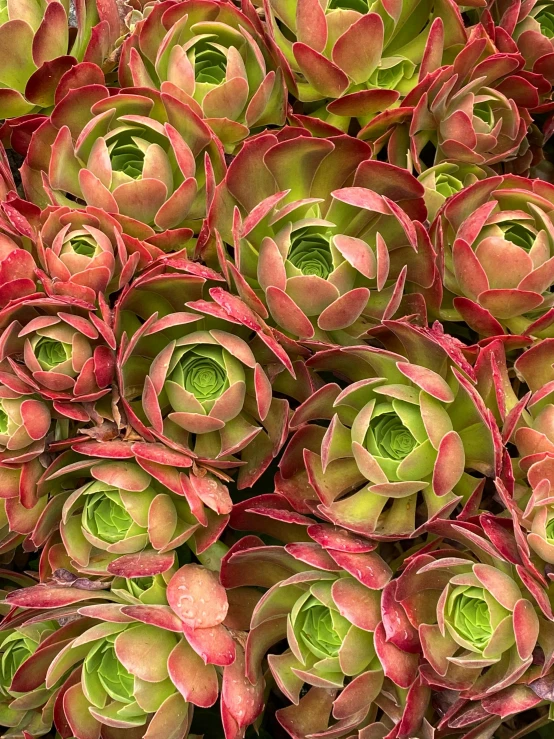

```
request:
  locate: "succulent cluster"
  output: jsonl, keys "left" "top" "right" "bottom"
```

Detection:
{"left": 2, "top": 1, "right": 554, "bottom": 738}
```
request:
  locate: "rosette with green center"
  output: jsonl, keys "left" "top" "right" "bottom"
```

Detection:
{"left": 417, "top": 162, "right": 494, "bottom": 221}
{"left": 0, "top": 0, "right": 122, "bottom": 120}
{"left": 261, "top": 0, "right": 466, "bottom": 131}
{"left": 116, "top": 265, "right": 296, "bottom": 488}
{"left": 34, "top": 440, "right": 233, "bottom": 574}
{"left": 207, "top": 131, "right": 437, "bottom": 342}
{"left": 28, "top": 609, "right": 193, "bottom": 738}
{"left": 0, "top": 621, "right": 56, "bottom": 736}
{"left": 277, "top": 320, "right": 496, "bottom": 538}
{"left": 431, "top": 175, "right": 554, "bottom": 338}
{"left": 221, "top": 529, "right": 421, "bottom": 737}
{"left": 79, "top": 630, "right": 181, "bottom": 730}
{"left": 21, "top": 84, "right": 225, "bottom": 234}
{"left": 119, "top": 0, "right": 287, "bottom": 151}
{"left": 4, "top": 562, "right": 258, "bottom": 739}
{"left": 394, "top": 518, "right": 547, "bottom": 699}
{"left": 168, "top": 345, "right": 230, "bottom": 412}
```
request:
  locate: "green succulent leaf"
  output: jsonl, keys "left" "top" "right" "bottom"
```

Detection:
{"left": 65, "top": 233, "right": 99, "bottom": 258}
{"left": 546, "top": 517, "right": 554, "bottom": 544}
{"left": 108, "top": 133, "right": 146, "bottom": 180}
{"left": 447, "top": 586, "right": 493, "bottom": 651}
{"left": 84, "top": 636, "right": 135, "bottom": 708}
{"left": 82, "top": 488, "right": 137, "bottom": 544}
{"left": 288, "top": 227, "right": 334, "bottom": 279}
{"left": 296, "top": 597, "right": 350, "bottom": 660}
{"left": 502, "top": 223, "right": 536, "bottom": 251}
{"left": 328, "top": 0, "right": 369, "bottom": 11}
{"left": 537, "top": 7, "right": 554, "bottom": 37}
{"left": 366, "top": 408, "right": 417, "bottom": 461}
{"left": 193, "top": 41, "right": 228, "bottom": 85}
{"left": 0, "top": 404, "right": 8, "bottom": 436}
{"left": 435, "top": 173, "right": 465, "bottom": 199}
{"left": 169, "top": 346, "right": 229, "bottom": 403}
{"left": 34, "top": 337, "right": 72, "bottom": 371}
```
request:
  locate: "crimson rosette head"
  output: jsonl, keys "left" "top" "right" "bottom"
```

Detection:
{"left": 262, "top": 0, "right": 467, "bottom": 132}
{"left": 119, "top": 0, "right": 287, "bottom": 151}
{"left": 0, "top": 193, "right": 194, "bottom": 308}
{"left": 33, "top": 439, "right": 233, "bottom": 575}
{"left": 34, "top": 206, "right": 145, "bottom": 306}
{"left": 0, "top": 378, "right": 51, "bottom": 556}
{"left": 275, "top": 320, "right": 497, "bottom": 538}
{"left": 21, "top": 81, "right": 226, "bottom": 235}
{"left": 393, "top": 516, "right": 553, "bottom": 720}
{"left": 116, "top": 264, "right": 296, "bottom": 488}
{"left": 0, "top": 203, "right": 41, "bottom": 312}
{"left": 0, "top": 295, "right": 115, "bottom": 422}
{"left": 479, "top": 0, "right": 554, "bottom": 88}
{"left": 207, "top": 131, "right": 438, "bottom": 342}
{"left": 220, "top": 527, "right": 425, "bottom": 738}
{"left": 361, "top": 34, "right": 543, "bottom": 173}
{"left": 492, "top": 339, "right": 554, "bottom": 565}
{"left": 432, "top": 175, "right": 554, "bottom": 339}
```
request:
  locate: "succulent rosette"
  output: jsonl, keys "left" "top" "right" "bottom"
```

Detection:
{"left": 393, "top": 516, "right": 553, "bottom": 716}
{"left": 207, "top": 131, "right": 438, "bottom": 341}
{"left": 487, "top": 339, "right": 554, "bottom": 564}
{"left": 220, "top": 529, "right": 419, "bottom": 738}
{"left": 0, "top": 195, "right": 190, "bottom": 307}
{"left": 513, "top": 456, "right": 554, "bottom": 566}
{"left": 0, "top": 381, "right": 51, "bottom": 458}
{"left": 116, "top": 264, "right": 297, "bottom": 488}
{"left": 417, "top": 161, "right": 495, "bottom": 221}
{"left": 4, "top": 561, "right": 261, "bottom": 739}
{"left": 119, "top": 0, "right": 287, "bottom": 150}
{"left": 0, "top": 364, "right": 54, "bottom": 556}
{"left": 21, "top": 82, "right": 226, "bottom": 234}
{"left": 0, "top": 203, "right": 40, "bottom": 311}
{"left": 3, "top": 587, "right": 195, "bottom": 738}
{"left": 360, "top": 34, "right": 541, "bottom": 172}
{"left": 0, "top": 295, "right": 115, "bottom": 422}
{"left": 1, "top": 0, "right": 554, "bottom": 735}
{"left": 0, "top": 619, "right": 58, "bottom": 736}
{"left": 273, "top": 320, "right": 497, "bottom": 538}
{"left": 480, "top": 0, "right": 554, "bottom": 87}
{"left": 262, "top": 0, "right": 467, "bottom": 131}
{"left": 432, "top": 175, "right": 554, "bottom": 338}
{"left": 35, "top": 206, "right": 143, "bottom": 306}
{"left": 32, "top": 440, "right": 233, "bottom": 574}
{"left": 0, "top": 0, "right": 123, "bottom": 121}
